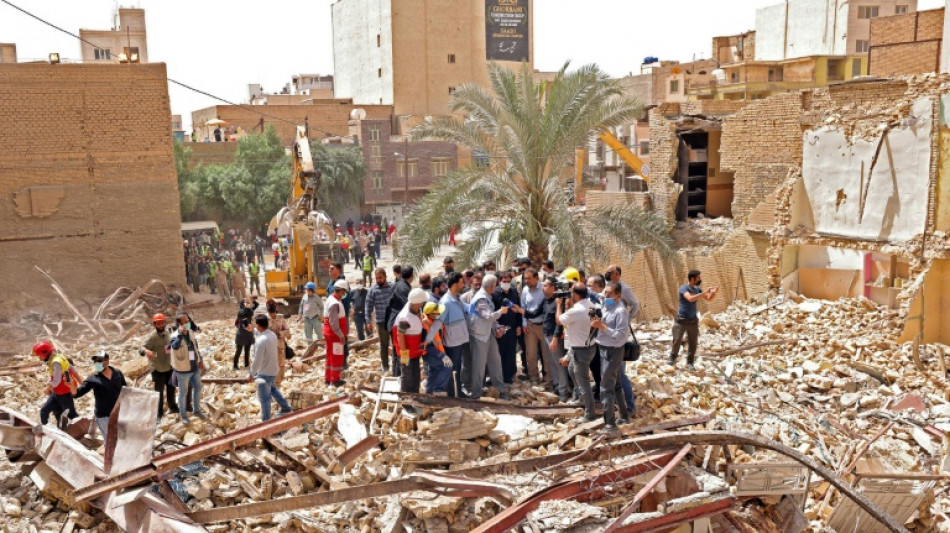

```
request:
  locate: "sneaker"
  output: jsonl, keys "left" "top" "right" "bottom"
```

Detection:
{"left": 193, "top": 411, "right": 207, "bottom": 420}
{"left": 181, "top": 416, "right": 191, "bottom": 425}
{"left": 499, "top": 392, "right": 510, "bottom": 401}
{"left": 574, "top": 415, "right": 597, "bottom": 424}
{"left": 168, "top": 407, "right": 179, "bottom": 415}
{"left": 278, "top": 407, "right": 293, "bottom": 416}
{"left": 402, "top": 405, "right": 418, "bottom": 415}
{"left": 558, "top": 393, "right": 570, "bottom": 403}
{"left": 599, "top": 424, "right": 619, "bottom": 434}
{"left": 667, "top": 355, "right": 677, "bottom": 366}
{"left": 687, "top": 363, "right": 696, "bottom": 371}
{"left": 618, "top": 417, "right": 631, "bottom": 425}
{"left": 332, "top": 380, "right": 346, "bottom": 387}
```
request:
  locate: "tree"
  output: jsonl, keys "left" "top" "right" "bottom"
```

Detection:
{"left": 173, "top": 139, "right": 199, "bottom": 217}
{"left": 309, "top": 143, "right": 366, "bottom": 220}
{"left": 173, "top": 126, "right": 291, "bottom": 228}
{"left": 399, "top": 62, "right": 675, "bottom": 268}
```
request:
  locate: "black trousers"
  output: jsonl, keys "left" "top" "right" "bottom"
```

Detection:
{"left": 590, "top": 345, "right": 602, "bottom": 401}
{"left": 498, "top": 330, "right": 519, "bottom": 384}
{"left": 234, "top": 343, "right": 251, "bottom": 368}
{"left": 400, "top": 356, "right": 421, "bottom": 393}
{"left": 152, "top": 369, "right": 179, "bottom": 416}
{"left": 40, "top": 393, "right": 77, "bottom": 425}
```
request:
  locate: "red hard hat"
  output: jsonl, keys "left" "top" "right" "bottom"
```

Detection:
{"left": 152, "top": 313, "right": 167, "bottom": 323}
{"left": 32, "top": 341, "right": 54, "bottom": 359}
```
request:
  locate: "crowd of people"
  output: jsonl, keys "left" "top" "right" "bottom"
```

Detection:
{"left": 317, "top": 256, "right": 717, "bottom": 433}
{"left": 182, "top": 228, "right": 268, "bottom": 300}
{"left": 29, "top": 224, "right": 719, "bottom": 437}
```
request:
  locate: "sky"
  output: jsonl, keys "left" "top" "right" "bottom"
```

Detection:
{"left": 1, "top": 0, "right": 944, "bottom": 131}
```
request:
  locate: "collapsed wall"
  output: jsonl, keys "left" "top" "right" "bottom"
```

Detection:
{"left": 600, "top": 75, "right": 950, "bottom": 323}
{"left": 0, "top": 63, "right": 186, "bottom": 325}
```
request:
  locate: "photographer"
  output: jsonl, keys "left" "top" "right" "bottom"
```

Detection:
{"left": 592, "top": 282, "right": 630, "bottom": 431}
{"left": 669, "top": 270, "right": 719, "bottom": 371}
{"left": 556, "top": 282, "right": 596, "bottom": 422}
{"left": 526, "top": 276, "right": 569, "bottom": 402}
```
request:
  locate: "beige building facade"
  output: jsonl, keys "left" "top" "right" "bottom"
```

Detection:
{"left": 79, "top": 8, "right": 148, "bottom": 63}
{"left": 755, "top": 0, "right": 917, "bottom": 60}
{"left": 331, "top": 0, "right": 533, "bottom": 116}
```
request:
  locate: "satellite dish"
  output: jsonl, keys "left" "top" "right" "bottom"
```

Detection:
{"left": 350, "top": 108, "right": 367, "bottom": 120}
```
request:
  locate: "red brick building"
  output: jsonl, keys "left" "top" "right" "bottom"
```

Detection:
{"left": 360, "top": 119, "right": 458, "bottom": 222}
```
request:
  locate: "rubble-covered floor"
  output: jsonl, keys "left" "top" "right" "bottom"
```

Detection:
{"left": 2, "top": 292, "right": 950, "bottom": 532}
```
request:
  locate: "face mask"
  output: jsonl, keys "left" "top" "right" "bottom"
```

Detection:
{"left": 499, "top": 282, "right": 511, "bottom": 291}
{"left": 94, "top": 362, "right": 105, "bottom": 373}
{"left": 604, "top": 297, "right": 615, "bottom": 307}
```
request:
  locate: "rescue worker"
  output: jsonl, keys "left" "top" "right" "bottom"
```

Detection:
{"left": 393, "top": 288, "right": 429, "bottom": 398}
{"left": 421, "top": 302, "right": 454, "bottom": 395}
{"left": 298, "top": 282, "right": 324, "bottom": 344}
{"left": 231, "top": 265, "right": 247, "bottom": 301}
{"left": 142, "top": 313, "right": 179, "bottom": 421}
{"left": 215, "top": 263, "right": 230, "bottom": 303}
{"left": 71, "top": 351, "right": 126, "bottom": 442}
{"left": 34, "top": 341, "right": 80, "bottom": 427}
{"left": 248, "top": 258, "right": 262, "bottom": 296}
{"left": 323, "top": 280, "right": 349, "bottom": 386}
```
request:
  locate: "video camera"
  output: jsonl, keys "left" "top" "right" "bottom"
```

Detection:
{"left": 552, "top": 280, "right": 573, "bottom": 299}
{"left": 588, "top": 305, "right": 603, "bottom": 319}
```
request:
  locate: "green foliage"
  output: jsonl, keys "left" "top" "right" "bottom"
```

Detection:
{"left": 174, "top": 125, "right": 290, "bottom": 227}
{"left": 310, "top": 143, "right": 367, "bottom": 220}
{"left": 400, "top": 62, "right": 675, "bottom": 269}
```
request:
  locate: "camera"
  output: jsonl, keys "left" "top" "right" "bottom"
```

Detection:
{"left": 552, "top": 291, "right": 570, "bottom": 299}
{"left": 501, "top": 298, "right": 513, "bottom": 308}
{"left": 554, "top": 280, "right": 572, "bottom": 292}
{"left": 588, "top": 306, "right": 603, "bottom": 319}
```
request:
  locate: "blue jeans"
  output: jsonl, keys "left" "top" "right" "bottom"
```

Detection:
{"left": 255, "top": 375, "right": 291, "bottom": 421}
{"left": 620, "top": 373, "right": 635, "bottom": 412}
{"left": 354, "top": 313, "right": 367, "bottom": 341}
{"left": 96, "top": 416, "right": 110, "bottom": 443}
{"left": 443, "top": 344, "right": 464, "bottom": 397}
{"left": 175, "top": 370, "right": 202, "bottom": 421}
{"left": 375, "top": 242, "right": 381, "bottom": 258}
{"left": 423, "top": 346, "right": 454, "bottom": 394}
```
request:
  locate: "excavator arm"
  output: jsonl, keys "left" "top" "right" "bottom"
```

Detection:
{"left": 598, "top": 130, "right": 650, "bottom": 181}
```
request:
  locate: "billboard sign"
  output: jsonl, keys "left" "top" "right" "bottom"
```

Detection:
{"left": 486, "top": 0, "right": 529, "bottom": 62}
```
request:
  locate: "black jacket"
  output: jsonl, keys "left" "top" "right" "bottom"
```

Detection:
{"left": 386, "top": 279, "right": 412, "bottom": 330}
{"left": 235, "top": 301, "right": 258, "bottom": 345}
{"left": 75, "top": 368, "right": 126, "bottom": 418}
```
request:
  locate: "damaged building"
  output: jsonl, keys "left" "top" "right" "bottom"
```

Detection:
{"left": 593, "top": 75, "right": 950, "bottom": 329}
{"left": 0, "top": 62, "right": 186, "bottom": 338}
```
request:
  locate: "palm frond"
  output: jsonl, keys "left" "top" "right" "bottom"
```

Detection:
{"left": 584, "top": 203, "right": 677, "bottom": 262}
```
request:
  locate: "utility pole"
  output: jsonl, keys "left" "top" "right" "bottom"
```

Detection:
{"left": 403, "top": 136, "right": 410, "bottom": 219}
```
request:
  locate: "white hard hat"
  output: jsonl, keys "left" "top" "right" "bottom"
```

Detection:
{"left": 408, "top": 288, "right": 428, "bottom": 305}
{"left": 334, "top": 280, "right": 350, "bottom": 292}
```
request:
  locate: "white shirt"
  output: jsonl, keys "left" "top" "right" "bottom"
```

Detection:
{"left": 559, "top": 299, "right": 593, "bottom": 348}
{"left": 394, "top": 303, "right": 424, "bottom": 335}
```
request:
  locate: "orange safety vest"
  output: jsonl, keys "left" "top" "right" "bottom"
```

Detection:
{"left": 422, "top": 317, "right": 444, "bottom": 353}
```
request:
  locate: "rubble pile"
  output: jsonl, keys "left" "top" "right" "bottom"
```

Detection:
{"left": 1, "top": 292, "right": 949, "bottom": 532}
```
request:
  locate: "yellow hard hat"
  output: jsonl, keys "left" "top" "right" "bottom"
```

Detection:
{"left": 561, "top": 267, "right": 580, "bottom": 283}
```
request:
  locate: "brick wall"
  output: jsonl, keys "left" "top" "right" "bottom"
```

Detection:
{"left": 192, "top": 103, "right": 394, "bottom": 147}
{"left": 871, "top": 41, "right": 941, "bottom": 77}
{"left": 869, "top": 8, "right": 944, "bottom": 77}
{"left": 0, "top": 63, "right": 186, "bottom": 320}
{"left": 720, "top": 93, "right": 804, "bottom": 224}
{"left": 361, "top": 120, "right": 458, "bottom": 207}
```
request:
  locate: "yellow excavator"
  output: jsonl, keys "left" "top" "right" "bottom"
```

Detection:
{"left": 265, "top": 126, "right": 337, "bottom": 304}
{"left": 574, "top": 130, "right": 650, "bottom": 203}
{"left": 597, "top": 130, "right": 650, "bottom": 180}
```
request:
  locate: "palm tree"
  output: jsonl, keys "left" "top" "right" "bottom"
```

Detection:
{"left": 398, "top": 62, "right": 675, "bottom": 269}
